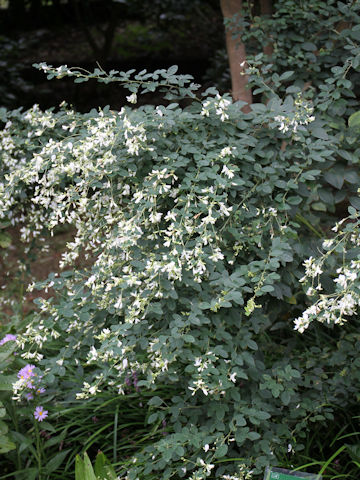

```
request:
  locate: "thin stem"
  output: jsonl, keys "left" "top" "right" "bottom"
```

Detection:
{"left": 113, "top": 404, "right": 119, "bottom": 463}
{"left": 34, "top": 419, "right": 42, "bottom": 480}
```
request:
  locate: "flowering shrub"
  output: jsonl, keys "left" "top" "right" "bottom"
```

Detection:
{"left": 0, "top": 62, "right": 360, "bottom": 479}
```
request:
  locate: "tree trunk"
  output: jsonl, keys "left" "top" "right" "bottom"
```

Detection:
{"left": 259, "top": 0, "right": 273, "bottom": 56}
{"left": 220, "top": 0, "right": 252, "bottom": 110}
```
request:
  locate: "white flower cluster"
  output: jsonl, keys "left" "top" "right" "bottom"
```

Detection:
{"left": 295, "top": 218, "right": 360, "bottom": 332}
{"left": 222, "top": 464, "right": 252, "bottom": 480}
{"left": 201, "top": 94, "right": 232, "bottom": 121}
{"left": 76, "top": 376, "right": 103, "bottom": 399}
{"left": 274, "top": 95, "right": 315, "bottom": 134}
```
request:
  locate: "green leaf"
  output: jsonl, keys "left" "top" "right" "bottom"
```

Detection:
{"left": 311, "top": 126, "right": 328, "bottom": 140}
{"left": 147, "top": 413, "right": 158, "bottom": 424}
{"left": 0, "top": 233, "right": 11, "bottom": 248}
{"left": 75, "top": 454, "right": 85, "bottom": 480}
{"left": 11, "top": 431, "right": 37, "bottom": 456}
{"left": 40, "top": 421, "right": 57, "bottom": 433}
{"left": 302, "top": 42, "right": 317, "bottom": 51}
{"left": 167, "top": 65, "right": 178, "bottom": 75}
{"left": 83, "top": 452, "right": 97, "bottom": 480}
{"left": 279, "top": 71, "right": 294, "bottom": 81}
{"left": 350, "top": 196, "right": 360, "bottom": 209}
{"left": 215, "top": 444, "right": 228, "bottom": 458}
{"left": 311, "top": 202, "right": 327, "bottom": 212}
{"left": 259, "top": 285, "right": 274, "bottom": 293}
{"left": 234, "top": 414, "right": 246, "bottom": 426}
{"left": 0, "top": 374, "right": 17, "bottom": 391}
{"left": 281, "top": 390, "right": 291, "bottom": 406}
{"left": 45, "top": 449, "right": 71, "bottom": 475}
{"left": 318, "top": 189, "right": 333, "bottom": 205}
{"left": 346, "top": 444, "right": 360, "bottom": 463}
{"left": 0, "top": 435, "right": 16, "bottom": 454}
{"left": 0, "top": 340, "right": 16, "bottom": 362}
{"left": 175, "top": 445, "right": 185, "bottom": 457}
{"left": 148, "top": 396, "right": 163, "bottom": 407}
{"left": 247, "top": 431, "right": 261, "bottom": 441}
{"left": 348, "top": 206, "right": 357, "bottom": 216}
{"left": 183, "top": 334, "right": 195, "bottom": 343}
{"left": 348, "top": 111, "right": 360, "bottom": 128}
{"left": 255, "top": 411, "right": 271, "bottom": 420}
{"left": 324, "top": 171, "right": 344, "bottom": 189}
{"left": 344, "top": 170, "right": 359, "bottom": 184}
{"left": 287, "top": 196, "right": 302, "bottom": 205}
{"left": 44, "top": 428, "right": 68, "bottom": 449}
{"left": 0, "top": 419, "right": 8, "bottom": 434}
{"left": 94, "top": 451, "right": 117, "bottom": 480}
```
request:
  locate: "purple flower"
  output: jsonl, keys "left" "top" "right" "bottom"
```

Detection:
{"left": 17, "top": 364, "right": 36, "bottom": 381}
{"left": 0, "top": 334, "right": 17, "bottom": 346}
{"left": 36, "top": 387, "right": 46, "bottom": 395}
{"left": 26, "top": 392, "right": 34, "bottom": 401}
{"left": 34, "top": 406, "right": 48, "bottom": 422}
{"left": 132, "top": 371, "right": 139, "bottom": 391}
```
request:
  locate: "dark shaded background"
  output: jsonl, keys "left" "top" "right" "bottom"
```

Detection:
{"left": 0, "top": 0, "right": 228, "bottom": 111}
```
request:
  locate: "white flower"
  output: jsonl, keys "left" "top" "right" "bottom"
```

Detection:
{"left": 221, "top": 165, "right": 235, "bottom": 179}
{"left": 210, "top": 248, "right": 224, "bottom": 262}
{"left": 334, "top": 274, "right": 347, "bottom": 289}
{"left": 220, "top": 146, "right": 235, "bottom": 158}
{"left": 229, "top": 372, "right": 237, "bottom": 383}
{"left": 219, "top": 203, "right": 233, "bottom": 217}
{"left": 126, "top": 93, "right": 137, "bottom": 104}
{"left": 322, "top": 239, "right": 334, "bottom": 248}
{"left": 199, "top": 458, "right": 215, "bottom": 474}
{"left": 149, "top": 212, "right": 162, "bottom": 223}
{"left": 165, "top": 211, "right": 177, "bottom": 222}
{"left": 306, "top": 287, "right": 315, "bottom": 296}
{"left": 155, "top": 106, "right": 164, "bottom": 116}
{"left": 294, "top": 312, "right": 310, "bottom": 333}
{"left": 201, "top": 100, "right": 211, "bottom": 117}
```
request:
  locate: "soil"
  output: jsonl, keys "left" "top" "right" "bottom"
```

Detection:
{"left": 0, "top": 227, "right": 74, "bottom": 319}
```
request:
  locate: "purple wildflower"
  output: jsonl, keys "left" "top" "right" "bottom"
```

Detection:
{"left": 0, "top": 334, "right": 17, "bottom": 346}
{"left": 132, "top": 371, "right": 139, "bottom": 391}
{"left": 36, "top": 387, "right": 46, "bottom": 395}
{"left": 34, "top": 406, "right": 48, "bottom": 422}
{"left": 26, "top": 392, "right": 34, "bottom": 401}
{"left": 17, "top": 364, "right": 36, "bottom": 381}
